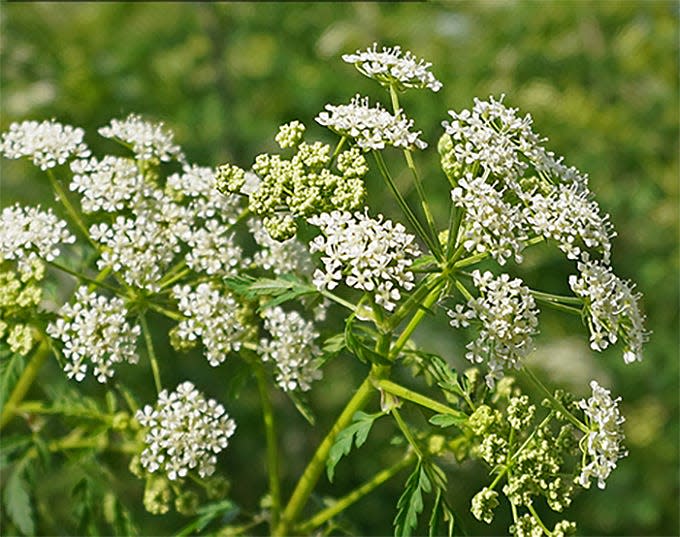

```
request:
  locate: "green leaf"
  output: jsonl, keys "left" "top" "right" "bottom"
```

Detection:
{"left": 428, "top": 489, "right": 456, "bottom": 537}
{"left": 176, "top": 500, "right": 239, "bottom": 536}
{"left": 326, "top": 411, "right": 383, "bottom": 482}
{"left": 393, "top": 461, "right": 431, "bottom": 537}
{"left": 428, "top": 413, "right": 467, "bottom": 429}
{"left": 344, "top": 315, "right": 390, "bottom": 365}
{"left": 4, "top": 465, "right": 34, "bottom": 536}
{"left": 224, "top": 274, "right": 317, "bottom": 310}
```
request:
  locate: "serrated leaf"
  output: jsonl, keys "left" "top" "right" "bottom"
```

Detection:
{"left": 326, "top": 411, "right": 382, "bottom": 482}
{"left": 0, "top": 351, "right": 25, "bottom": 408}
{"left": 176, "top": 500, "right": 239, "bottom": 536}
{"left": 224, "top": 274, "right": 317, "bottom": 310}
{"left": 4, "top": 466, "right": 34, "bottom": 536}
{"left": 394, "top": 462, "right": 430, "bottom": 537}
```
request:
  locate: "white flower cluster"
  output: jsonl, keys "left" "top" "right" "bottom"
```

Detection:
{"left": 451, "top": 174, "right": 527, "bottom": 265}
{"left": 525, "top": 183, "right": 614, "bottom": 263}
{"left": 248, "top": 219, "right": 313, "bottom": 276}
{"left": 0, "top": 204, "right": 75, "bottom": 275}
{"left": 136, "top": 381, "right": 236, "bottom": 481}
{"left": 316, "top": 94, "right": 427, "bottom": 151}
{"left": 69, "top": 156, "right": 144, "bottom": 213}
{"left": 0, "top": 119, "right": 90, "bottom": 170}
{"left": 172, "top": 283, "right": 246, "bottom": 367}
{"left": 90, "top": 208, "right": 184, "bottom": 292}
{"left": 448, "top": 270, "right": 539, "bottom": 387}
{"left": 442, "top": 95, "right": 585, "bottom": 187}
{"left": 258, "top": 307, "right": 322, "bottom": 392}
{"left": 577, "top": 380, "right": 627, "bottom": 490}
{"left": 342, "top": 43, "right": 442, "bottom": 92}
{"left": 98, "top": 114, "right": 184, "bottom": 163}
{"left": 308, "top": 210, "right": 421, "bottom": 311}
{"left": 569, "top": 258, "right": 647, "bottom": 363}
{"left": 46, "top": 287, "right": 140, "bottom": 383}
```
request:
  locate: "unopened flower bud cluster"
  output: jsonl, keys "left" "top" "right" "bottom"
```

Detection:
{"left": 217, "top": 124, "right": 368, "bottom": 241}
{"left": 308, "top": 210, "right": 420, "bottom": 311}
{"left": 47, "top": 286, "right": 140, "bottom": 383}
{"left": 0, "top": 261, "right": 44, "bottom": 356}
{"left": 135, "top": 381, "right": 236, "bottom": 481}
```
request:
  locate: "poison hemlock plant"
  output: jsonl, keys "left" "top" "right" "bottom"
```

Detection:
{"left": 0, "top": 43, "right": 648, "bottom": 536}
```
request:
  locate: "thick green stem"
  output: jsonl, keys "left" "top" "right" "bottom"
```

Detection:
{"left": 296, "top": 450, "right": 415, "bottom": 534}
{"left": 374, "top": 379, "right": 467, "bottom": 422}
{"left": 140, "top": 314, "right": 162, "bottom": 394}
{"left": 253, "top": 362, "right": 281, "bottom": 531}
{"left": 392, "top": 407, "right": 425, "bottom": 459}
{"left": 390, "top": 280, "right": 445, "bottom": 359}
{"left": 274, "top": 372, "right": 377, "bottom": 536}
{"left": 0, "top": 336, "right": 51, "bottom": 430}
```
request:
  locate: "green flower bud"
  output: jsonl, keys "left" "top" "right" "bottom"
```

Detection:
{"left": 275, "top": 120, "right": 306, "bottom": 149}
{"left": 143, "top": 475, "right": 172, "bottom": 515}
{"left": 175, "top": 490, "right": 199, "bottom": 516}
{"left": 216, "top": 163, "right": 246, "bottom": 194}
{"left": 470, "top": 487, "right": 499, "bottom": 524}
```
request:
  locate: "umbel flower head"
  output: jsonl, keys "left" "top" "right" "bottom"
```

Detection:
{"left": 0, "top": 119, "right": 90, "bottom": 170}
{"left": 342, "top": 43, "right": 442, "bottom": 92}
{"left": 569, "top": 257, "right": 648, "bottom": 363}
{"left": 577, "top": 380, "right": 627, "bottom": 490}
{"left": 98, "top": 113, "right": 184, "bottom": 163}
{"left": 308, "top": 210, "right": 421, "bottom": 311}
{"left": 448, "top": 270, "right": 539, "bottom": 387}
{"left": 258, "top": 306, "right": 322, "bottom": 392}
{"left": 0, "top": 204, "right": 75, "bottom": 276}
{"left": 316, "top": 94, "right": 427, "bottom": 151}
{"left": 46, "top": 287, "right": 140, "bottom": 383}
{"left": 135, "top": 382, "right": 236, "bottom": 481}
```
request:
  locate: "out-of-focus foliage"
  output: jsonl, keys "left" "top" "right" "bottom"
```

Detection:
{"left": 1, "top": 2, "right": 677, "bottom": 536}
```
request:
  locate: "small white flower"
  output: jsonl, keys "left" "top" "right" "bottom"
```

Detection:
{"left": 577, "top": 380, "right": 627, "bottom": 490}
{"left": 0, "top": 204, "right": 75, "bottom": 276}
{"left": 258, "top": 307, "right": 322, "bottom": 392}
{"left": 342, "top": 43, "right": 442, "bottom": 92}
{"left": 47, "top": 287, "right": 140, "bottom": 383}
{"left": 448, "top": 271, "right": 539, "bottom": 387}
{"left": 248, "top": 218, "right": 313, "bottom": 276}
{"left": 308, "top": 210, "right": 421, "bottom": 312}
{"left": 172, "top": 283, "right": 247, "bottom": 366}
{"left": 0, "top": 119, "right": 90, "bottom": 170}
{"left": 98, "top": 114, "right": 184, "bottom": 163}
{"left": 569, "top": 258, "right": 648, "bottom": 363}
{"left": 135, "top": 382, "right": 236, "bottom": 480}
{"left": 316, "top": 94, "right": 427, "bottom": 151}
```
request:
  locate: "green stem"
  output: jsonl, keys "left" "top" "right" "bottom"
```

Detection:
{"left": 391, "top": 407, "right": 425, "bottom": 459}
{"left": 390, "top": 280, "right": 445, "bottom": 358}
{"left": 320, "top": 289, "right": 357, "bottom": 313}
{"left": 47, "top": 170, "right": 96, "bottom": 248}
{"left": 13, "top": 401, "right": 114, "bottom": 423}
{"left": 388, "top": 273, "right": 442, "bottom": 331}
{"left": 140, "top": 313, "right": 162, "bottom": 394}
{"left": 530, "top": 290, "right": 582, "bottom": 305}
{"left": 146, "top": 302, "right": 185, "bottom": 322}
{"left": 527, "top": 503, "right": 551, "bottom": 535}
{"left": 522, "top": 367, "right": 587, "bottom": 433}
{"left": 158, "top": 266, "right": 191, "bottom": 291}
{"left": 274, "top": 372, "right": 377, "bottom": 536}
{"left": 372, "top": 151, "right": 441, "bottom": 258}
{"left": 253, "top": 362, "right": 281, "bottom": 531}
{"left": 296, "top": 450, "right": 416, "bottom": 534}
{"left": 453, "top": 278, "right": 474, "bottom": 302}
{"left": 0, "top": 336, "right": 50, "bottom": 430}
{"left": 374, "top": 379, "right": 468, "bottom": 422}
{"left": 47, "top": 260, "right": 123, "bottom": 295}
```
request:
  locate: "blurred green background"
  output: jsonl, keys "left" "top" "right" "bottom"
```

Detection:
{"left": 1, "top": 2, "right": 678, "bottom": 536}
